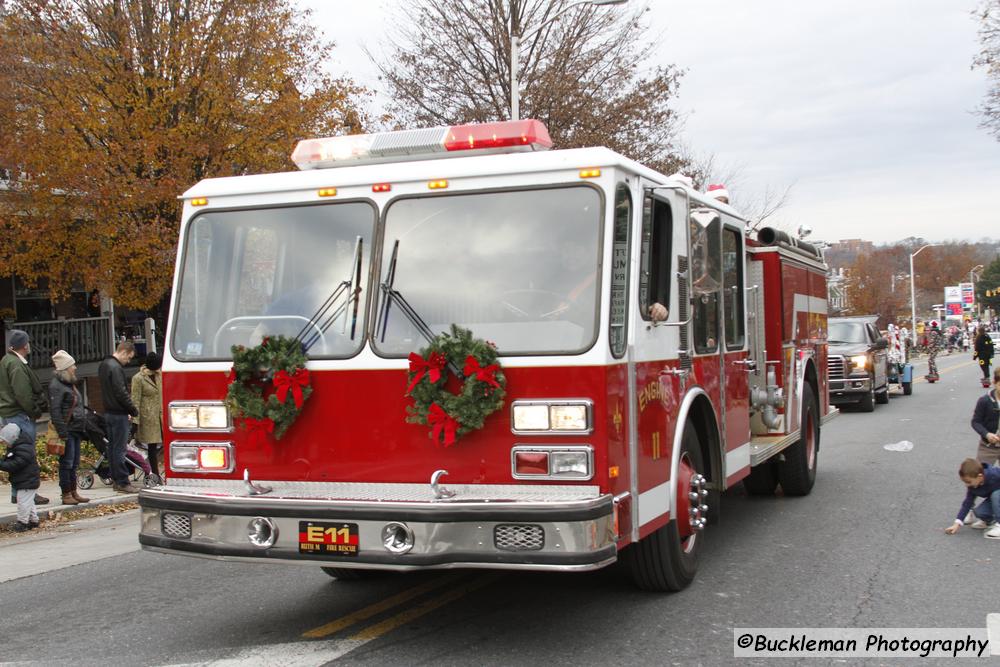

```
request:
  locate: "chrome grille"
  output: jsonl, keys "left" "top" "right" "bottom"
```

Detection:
{"left": 678, "top": 256, "right": 692, "bottom": 370}
{"left": 494, "top": 524, "right": 545, "bottom": 551}
{"left": 161, "top": 513, "right": 192, "bottom": 539}
{"left": 827, "top": 355, "right": 845, "bottom": 380}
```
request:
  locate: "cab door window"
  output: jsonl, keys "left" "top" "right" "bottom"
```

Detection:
{"left": 722, "top": 226, "right": 745, "bottom": 349}
{"left": 638, "top": 196, "right": 672, "bottom": 321}
{"left": 691, "top": 210, "right": 721, "bottom": 353}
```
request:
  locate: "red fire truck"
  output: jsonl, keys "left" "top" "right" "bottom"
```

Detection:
{"left": 139, "top": 119, "right": 835, "bottom": 591}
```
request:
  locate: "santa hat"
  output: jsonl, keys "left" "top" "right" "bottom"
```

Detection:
{"left": 707, "top": 184, "right": 729, "bottom": 202}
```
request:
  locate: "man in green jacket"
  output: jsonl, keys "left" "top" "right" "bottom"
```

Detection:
{"left": 1, "top": 330, "right": 49, "bottom": 504}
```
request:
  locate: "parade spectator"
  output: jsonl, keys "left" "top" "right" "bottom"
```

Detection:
{"left": 0, "top": 330, "right": 48, "bottom": 505}
{"left": 48, "top": 350, "right": 90, "bottom": 506}
{"left": 98, "top": 341, "right": 139, "bottom": 494}
{"left": 974, "top": 327, "right": 994, "bottom": 387}
{"left": 972, "top": 367, "right": 1000, "bottom": 466}
{"left": 0, "top": 422, "right": 40, "bottom": 532}
{"left": 945, "top": 458, "right": 1000, "bottom": 539}
{"left": 130, "top": 352, "right": 163, "bottom": 481}
{"left": 926, "top": 321, "right": 943, "bottom": 378}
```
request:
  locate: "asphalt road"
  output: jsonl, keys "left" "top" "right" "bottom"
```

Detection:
{"left": 1, "top": 351, "right": 995, "bottom": 666}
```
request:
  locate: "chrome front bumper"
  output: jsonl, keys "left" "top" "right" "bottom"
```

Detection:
{"left": 138, "top": 480, "right": 617, "bottom": 572}
{"left": 829, "top": 375, "right": 871, "bottom": 400}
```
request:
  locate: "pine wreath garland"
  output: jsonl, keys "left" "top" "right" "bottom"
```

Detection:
{"left": 405, "top": 324, "right": 507, "bottom": 446}
{"left": 225, "top": 335, "right": 313, "bottom": 441}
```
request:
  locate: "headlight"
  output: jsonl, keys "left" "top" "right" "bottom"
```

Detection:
{"left": 170, "top": 445, "right": 198, "bottom": 469}
{"left": 512, "top": 404, "right": 550, "bottom": 431}
{"left": 550, "top": 450, "right": 590, "bottom": 475}
{"left": 169, "top": 402, "right": 230, "bottom": 430}
{"left": 850, "top": 355, "right": 868, "bottom": 370}
{"left": 511, "top": 401, "right": 592, "bottom": 433}
{"left": 169, "top": 406, "right": 199, "bottom": 430}
{"left": 550, "top": 405, "right": 588, "bottom": 431}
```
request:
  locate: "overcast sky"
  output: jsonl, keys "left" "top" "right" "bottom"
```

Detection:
{"left": 298, "top": 0, "right": 998, "bottom": 245}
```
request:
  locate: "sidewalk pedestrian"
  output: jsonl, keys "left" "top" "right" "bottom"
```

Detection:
{"left": 48, "top": 350, "right": 90, "bottom": 505}
{"left": 0, "top": 423, "right": 40, "bottom": 532}
{"left": 0, "top": 330, "right": 49, "bottom": 505}
{"left": 945, "top": 458, "right": 1000, "bottom": 539}
{"left": 130, "top": 352, "right": 163, "bottom": 480}
{"left": 971, "top": 368, "right": 1000, "bottom": 466}
{"left": 98, "top": 341, "right": 139, "bottom": 494}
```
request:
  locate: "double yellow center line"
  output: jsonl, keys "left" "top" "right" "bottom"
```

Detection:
{"left": 303, "top": 572, "right": 500, "bottom": 642}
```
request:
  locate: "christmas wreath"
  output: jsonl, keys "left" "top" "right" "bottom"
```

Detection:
{"left": 225, "top": 335, "right": 312, "bottom": 442}
{"left": 405, "top": 325, "right": 507, "bottom": 447}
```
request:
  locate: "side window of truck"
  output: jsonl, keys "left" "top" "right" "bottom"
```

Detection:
{"left": 692, "top": 213, "right": 721, "bottom": 354}
{"left": 609, "top": 184, "right": 632, "bottom": 358}
{"left": 638, "top": 195, "right": 672, "bottom": 321}
{"left": 722, "top": 226, "right": 745, "bottom": 349}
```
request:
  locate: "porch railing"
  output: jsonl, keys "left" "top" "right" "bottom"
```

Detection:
{"left": 13, "top": 317, "right": 112, "bottom": 369}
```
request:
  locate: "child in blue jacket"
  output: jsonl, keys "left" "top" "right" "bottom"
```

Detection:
{"left": 0, "top": 422, "right": 40, "bottom": 531}
{"left": 945, "top": 458, "right": 1000, "bottom": 539}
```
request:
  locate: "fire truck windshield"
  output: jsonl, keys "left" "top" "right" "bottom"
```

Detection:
{"left": 374, "top": 186, "right": 602, "bottom": 356}
{"left": 171, "top": 201, "right": 377, "bottom": 360}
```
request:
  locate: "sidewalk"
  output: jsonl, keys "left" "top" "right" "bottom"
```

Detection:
{"left": 0, "top": 477, "right": 139, "bottom": 528}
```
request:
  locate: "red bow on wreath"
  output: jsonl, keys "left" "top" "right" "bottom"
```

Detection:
{"left": 407, "top": 351, "right": 447, "bottom": 394}
{"left": 427, "top": 403, "right": 459, "bottom": 447}
{"left": 274, "top": 368, "right": 310, "bottom": 409}
{"left": 463, "top": 355, "right": 501, "bottom": 389}
{"left": 244, "top": 416, "right": 274, "bottom": 447}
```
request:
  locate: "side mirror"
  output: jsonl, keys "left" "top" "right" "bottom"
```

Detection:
{"left": 874, "top": 338, "right": 888, "bottom": 350}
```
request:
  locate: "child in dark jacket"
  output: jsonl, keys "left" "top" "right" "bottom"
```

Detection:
{"left": 0, "top": 422, "right": 40, "bottom": 531}
{"left": 945, "top": 458, "right": 1000, "bottom": 539}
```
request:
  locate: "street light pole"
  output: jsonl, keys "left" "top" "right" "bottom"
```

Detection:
{"left": 970, "top": 264, "right": 984, "bottom": 319}
{"left": 909, "top": 243, "right": 939, "bottom": 346}
{"left": 509, "top": 0, "right": 628, "bottom": 121}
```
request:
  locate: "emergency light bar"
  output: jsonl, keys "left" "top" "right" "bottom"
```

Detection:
{"left": 290, "top": 120, "right": 552, "bottom": 170}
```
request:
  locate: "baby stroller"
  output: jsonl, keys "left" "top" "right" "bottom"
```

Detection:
{"left": 77, "top": 409, "right": 163, "bottom": 490}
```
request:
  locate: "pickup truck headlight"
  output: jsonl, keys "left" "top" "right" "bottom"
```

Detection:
{"left": 169, "top": 402, "right": 230, "bottom": 431}
{"left": 850, "top": 355, "right": 868, "bottom": 370}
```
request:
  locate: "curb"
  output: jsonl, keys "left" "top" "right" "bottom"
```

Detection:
{"left": 0, "top": 493, "right": 139, "bottom": 528}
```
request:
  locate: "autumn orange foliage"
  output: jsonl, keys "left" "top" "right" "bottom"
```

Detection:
{"left": 0, "top": 0, "right": 366, "bottom": 308}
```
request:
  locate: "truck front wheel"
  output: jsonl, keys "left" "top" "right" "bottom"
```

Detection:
{"left": 626, "top": 422, "right": 705, "bottom": 592}
{"left": 857, "top": 375, "right": 875, "bottom": 412}
{"left": 778, "top": 385, "right": 819, "bottom": 496}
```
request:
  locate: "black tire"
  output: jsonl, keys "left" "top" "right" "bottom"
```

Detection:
{"left": 875, "top": 386, "right": 889, "bottom": 404}
{"left": 743, "top": 460, "right": 778, "bottom": 496}
{"left": 778, "top": 384, "right": 819, "bottom": 496}
{"left": 321, "top": 567, "right": 379, "bottom": 581}
{"left": 857, "top": 375, "right": 875, "bottom": 412}
{"left": 626, "top": 422, "right": 705, "bottom": 592}
{"left": 902, "top": 381, "right": 912, "bottom": 396}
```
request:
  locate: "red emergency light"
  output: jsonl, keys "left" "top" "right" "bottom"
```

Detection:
{"left": 291, "top": 120, "right": 552, "bottom": 170}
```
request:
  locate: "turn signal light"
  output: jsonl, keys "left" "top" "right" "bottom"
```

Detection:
{"left": 190, "top": 198, "right": 208, "bottom": 207}
{"left": 198, "top": 447, "right": 229, "bottom": 470}
{"left": 317, "top": 188, "right": 338, "bottom": 197}
{"left": 579, "top": 168, "right": 601, "bottom": 178}
{"left": 514, "top": 451, "right": 549, "bottom": 475}
{"left": 428, "top": 179, "right": 449, "bottom": 189}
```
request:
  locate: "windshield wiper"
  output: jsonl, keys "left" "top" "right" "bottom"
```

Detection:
{"left": 296, "top": 236, "right": 363, "bottom": 351}
{"left": 377, "top": 239, "right": 436, "bottom": 345}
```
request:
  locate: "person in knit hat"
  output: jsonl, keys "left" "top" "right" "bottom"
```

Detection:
{"left": 0, "top": 422, "right": 40, "bottom": 531}
{"left": 0, "top": 330, "right": 47, "bottom": 443}
{"left": 0, "top": 330, "right": 49, "bottom": 505}
{"left": 48, "top": 350, "right": 90, "bottom": 505}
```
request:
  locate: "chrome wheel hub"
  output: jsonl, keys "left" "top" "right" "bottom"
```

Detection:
{"left": 687, "top": 473, "right": 709, "bottom": 531}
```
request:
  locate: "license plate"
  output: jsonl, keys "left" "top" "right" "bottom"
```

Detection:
{"left": 298, "top": 521, "right": 359, "bottom": 557}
